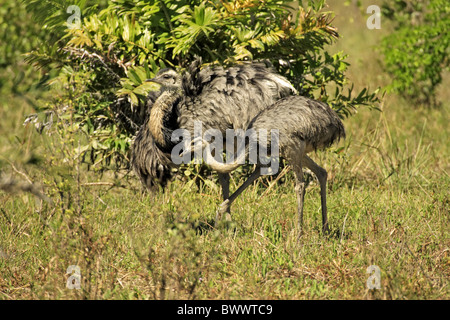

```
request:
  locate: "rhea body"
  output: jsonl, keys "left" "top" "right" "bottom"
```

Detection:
{"left": 204, "top": 95, "right": 345, "bottom": 235}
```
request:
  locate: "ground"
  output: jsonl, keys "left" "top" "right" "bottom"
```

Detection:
{"left": 0, "top": 0, "right": 448, "bottom": 299}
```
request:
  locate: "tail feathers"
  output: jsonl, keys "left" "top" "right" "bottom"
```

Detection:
{"left": 131, "top": 122, "right": 174, "bottom": 190}
{"left": 266, "top": 73, "right": 298, "bottom": 97}
{"left": 291, "top": 98, "right": 346, "bottom": 151}
{"left": 182, "top": 56, "right": 203, "bottom": 97}
{"left": 318, "top": 104, "right": 346, "bottom": 150}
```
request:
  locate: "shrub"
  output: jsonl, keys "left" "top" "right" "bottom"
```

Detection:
{"left": 23, "top": 0, "right": 380, "bottom": 172}
{"left": 380, "top": 0, "right": 449, "bottom": 106}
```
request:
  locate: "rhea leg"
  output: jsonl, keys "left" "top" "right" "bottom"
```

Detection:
{"left": 218, "top": 172, "right": 230, "bottom": 201}
{"left": 303, "top": 155, "right": 329, "bottom": 235}
{"left": 215, "top": 168, "right": 262, "bottom": 224}
{"left": 291, "top": 162, "right": 306, "bottom": 238}
{"left": 217, "top": 172, "right": 231, "bottom": 220}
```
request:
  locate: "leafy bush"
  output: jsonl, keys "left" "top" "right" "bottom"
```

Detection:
{"left": 381, "top": 0, "right": 449, "bottom": 106}
{"left": 0, "top": 0, "right": 53, "bottom": 97}
{"left": 23, "top": 0, "right": 380, "bottom": 172}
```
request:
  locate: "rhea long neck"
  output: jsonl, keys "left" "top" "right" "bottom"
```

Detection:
{"left": 149, "top": 88, "right": 182, "bottom": 149}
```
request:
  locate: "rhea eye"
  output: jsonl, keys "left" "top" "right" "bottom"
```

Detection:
{"left": 163, "top": 75, "right": 171, "bottom": 79}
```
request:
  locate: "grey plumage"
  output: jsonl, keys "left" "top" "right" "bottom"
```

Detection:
{"left": 250, "top": 95, "right": 345, "bottom": 153}
{"left": 130, "top": 58, "right": 296, "bottom": 190}
{"left": 205, "top": 95, "right": 345, "bottom": 236}
{"left": 131, "top": 57, "right": 345, "bottom": 236}
{"left": 130, "top": 89, "right": 173, "bottom": 189}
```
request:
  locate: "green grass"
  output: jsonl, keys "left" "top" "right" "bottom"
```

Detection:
{"left": 0, "top": 0, "right": 448, "bottom": 299}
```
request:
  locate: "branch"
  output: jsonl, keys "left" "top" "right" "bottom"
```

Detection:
{"left": 0, "top": 175, "right": 52, "bottom": 203}
{"left": 64, "top": 47, "right": 122, "bottom": 81}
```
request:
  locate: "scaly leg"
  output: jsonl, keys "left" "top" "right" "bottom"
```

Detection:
{"left": 292, "top": 162, "right": 306, "bottom": 239}
{"left": 303, "top": 155, "right": 329, "bottom": 235}
{"left": 217, "top": 172, "right": 231, "bottom": 220}
{"left": 215, "top": 168, "right": 262, "bottom": 225}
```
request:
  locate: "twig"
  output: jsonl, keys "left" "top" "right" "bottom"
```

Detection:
{"left": 6, "top": 160, "right": 33, "bottom": 185}
{"left": 260, "top": 165, "right": 290, "bottom": 198}
{"left": 0, "top": 176, "right": 52, "bottom": 203}
{"left": 64, "top": 47, "right": 122, "bottom": 81}
{"left": 81, "top": 182, "right": 115, "bottom": 187}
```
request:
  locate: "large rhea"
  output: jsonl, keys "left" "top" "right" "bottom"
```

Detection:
{"left": 131, "top": 58, "right": 295, "bottom": 194}
{"left": 204, "top": 95, "right": 345, "bottom": 235}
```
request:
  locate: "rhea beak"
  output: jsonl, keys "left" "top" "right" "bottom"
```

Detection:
{"left": 145, "top": 78, "right": 160, "bottom": 84}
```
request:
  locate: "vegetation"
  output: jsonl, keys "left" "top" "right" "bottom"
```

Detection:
{"left": 380, "top": 0, "right": 449, "bottom": 106}
{"left": 0, "top": 0, "right": 448, "bottom": 300}
{"left": 22, "top": 0, "right": 379, "bottom": 170}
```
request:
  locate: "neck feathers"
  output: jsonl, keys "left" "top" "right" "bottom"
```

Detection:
{"left": 149, "top": 89, "right": 181, "bottom": 148}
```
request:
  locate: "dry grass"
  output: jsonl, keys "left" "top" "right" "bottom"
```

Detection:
{"left": 0, "top": 0, "right": 448, "bottom": 300}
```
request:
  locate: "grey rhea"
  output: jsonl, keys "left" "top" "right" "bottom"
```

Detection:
{"left": 130, "top": 57, "right": 296, "bottom": 195}
{"left": 203, "top": 95, "right": 346, "bottom": 236}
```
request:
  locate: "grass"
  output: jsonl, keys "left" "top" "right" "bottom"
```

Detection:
{"left": 0, "top": 0, "right": 448, "bottom": 299}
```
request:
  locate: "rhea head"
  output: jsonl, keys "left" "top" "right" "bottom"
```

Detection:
{"left": 146, "top": 68, "right": 182, "bottom": 91}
